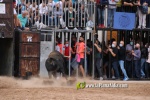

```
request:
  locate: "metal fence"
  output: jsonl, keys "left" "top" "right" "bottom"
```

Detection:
{"left": 15, "top": 0, "right": 96, "bottom": 29}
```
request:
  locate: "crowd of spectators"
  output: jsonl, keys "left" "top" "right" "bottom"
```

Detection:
{"left": 13, "top": 0, "right": 150, "bottom": 30}
{"left": 55, "top": 33, "right": 150, "bottom": 80}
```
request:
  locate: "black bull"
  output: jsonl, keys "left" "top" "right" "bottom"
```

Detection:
{"left": 45, "top": 50, "right": 68, "bottom": 80}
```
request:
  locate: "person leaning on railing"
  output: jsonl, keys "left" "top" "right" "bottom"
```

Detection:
{"left": 77, "top": 4, "right": 88, "bottom": 28}
{"left": 108, "top": 41, "right": 120, "bottom": 80}
{"left": 96, "top": 0, "right": 106, "bottom": 28}
{"left": 137, "top": 0, "right": 149, "bottom": 29}
{"left": 39, "top": 1, "right": 48, "bottom": 25}
{"left": 17, "top": 11, "right": 30, "bottom": 31}
{"left": 108, "top": 0, "right": 119, "bottom": 28}
{"left": 47, "top": 0, "right": 56, "bottom": 26}
{"left": 53, "top": 2, "right": 64, "bottom": 27}
{"left": 132, "top": 43, "right": 141, "bottom": 80}
{"left": 122, "top": 0, "right": 139, "bottom": 13}
{"left": 63, "top": 7, "right": 75, "bottom": 28}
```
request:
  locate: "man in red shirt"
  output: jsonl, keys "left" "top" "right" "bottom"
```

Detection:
{"left": 64, "top": 40, "right": 74, "bottom": 74}
{"left": 76, "top": 36, "right": 85, "bottom": 77}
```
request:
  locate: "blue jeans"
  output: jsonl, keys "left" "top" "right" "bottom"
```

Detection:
{"left": 141, "top": 58, "right": 146, "bottom": 77}
{"left": 49, "top": 17, "right": 55, "bottom": 26}
{"left": 107, "top": 8, "right": 116, "bottom": 27}
{"left": 112, "top": 61, "right": 120, "bottom": 78}
{"left": 97, "top": 7, "right": 105, "bottom": 25}
{"left": 134, "top": 60, "right": 141, "bottom": 78}
{"left": 119, "top": 60, "right": 128, "bottom": 79}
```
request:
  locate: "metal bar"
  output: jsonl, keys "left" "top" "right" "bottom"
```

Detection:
{"left": 109, "top": 29, "right": 112, "bottom": 78}
{"left": 45, "top": 1, "right": 46, "bottom": 25}
{"left": 81, "top": 4, "right": 83, "bottom": 27}
{"left": 84, "top": 32, "right": 87, "bottom": 77}
{"left": 78, "top": 1, "right": 79, "bottom": 27}
{"left": 74, "top": 2, "right": 77, "bottom": 28}
{"left": 68, "top": 32, "right": 72, "bottom": 77}
{"left": 148, "top": 31, "right": 150, "bottom": 46}
{"left": 54, "top": 30, "right": 56, "bottom": 50}
{"left": 76, "top": 32, "right": 80, "bottom": 79}
{"left": 84, "top": 4, "right": 86, "bottom": 27}
{"left": 48, "top": 4, "right": 50, "bottom": 26}
{"left": 92, "top": 32, "right": 95, "bottom": 79}
{"left": 102, "top": 29, "right": 105, "bottom": 77}
{"left": 62, "top": 32, "right": 64, "bottom": 55}
{"left": 132, "top": 30, "right": 135, "bottom": 79}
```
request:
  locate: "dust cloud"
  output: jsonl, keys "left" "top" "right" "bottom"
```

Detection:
{"left": 0, "top": 76, "right": 77, "bottom": 89}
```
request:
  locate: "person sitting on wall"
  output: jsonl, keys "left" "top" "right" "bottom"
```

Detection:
{"left": 17, "top": 10, "right": 30, "bottom": 31}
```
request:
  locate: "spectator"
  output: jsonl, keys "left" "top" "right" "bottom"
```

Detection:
{"left": 29, "top": 0, "right": 38, "bottom": 12}
{"left": 145, "top": 45, "right": 150, "bottom": 78}
{"left": 96, "top": 0, "right": 105, "bottom": 28}
{"left": 108, "top": 41, "right": 120, "bottom": 79}
{"left": 132, "top": 43, "right": 141, "bottom": 80}
{"left": 57, "top": 38, "right": 63, "bottom": 54}
{"left": 108, "top": 0, "right": 119, "bottom": 28}
{"left": 63, "top": 0, "right": 73, "bottom": 8}
{"left": 55, "top": 40, "right": 60, "bottom": 52}
{"left": 39, "top": 0, "right": 48, "bottom": 25}
{"left": 86, "top": 39, "right": 92, "bottom": 76}
{"left": 77, "top": 4, "right": 88, "bottom": 27}
{"left": 17, "top": 10, "right": 29, "bottom": 30}
{"left": 126, "top": 40, "right": 134, "bottom": 78}
{"left": 71, "top": 36, "right": 77, "bottom": 61}
{"left": 102, "top": 41, "right": 109, "bottom": 79}
{"left": 64, "top": 7, "right": 75, "bottom": 27}
{"left": 54, "top": 2, "right": 63, "bottom": 27}
{"left": 123, "top": 0, "right": 139, "bottom": 13}
{"left": 48, "top": 0, "right": 55, "bottom": 26}
{"left": 13, "top": 0, "right": 20, "bottom": 28}
{"left": 138, "top": 0, "right": 149, "bottom": 29}
{"left": 63, "top": 40, "right": 74, "bottom": 74}
{"left": 141, "top": 43, "right": 148, "bottom": 78}
{"left": 76, "top": 36, "right": 85, "bottom": 77}
{"left": 17, "top": 0, "right": 26, "bottom": 14}
{"left": 94, "top": 39, "right": 103, "bottom": 80}
{"left": 118, "top": 41, "right": 129, "bottom": 81}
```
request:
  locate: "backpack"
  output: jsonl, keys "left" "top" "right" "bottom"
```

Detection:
{"left": 140, "top": 5, "right": 148, "bottom": 14}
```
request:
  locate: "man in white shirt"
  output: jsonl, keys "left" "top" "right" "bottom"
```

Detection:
{"left": 29, "top": 1, "right": 38, "bottom": 12}
{"left": 39, "top": 1, "right": 48, "bottom": 25}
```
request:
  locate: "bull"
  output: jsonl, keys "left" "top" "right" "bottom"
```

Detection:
{"left": 45, "top": 50, "right": 68, "bottom": 80}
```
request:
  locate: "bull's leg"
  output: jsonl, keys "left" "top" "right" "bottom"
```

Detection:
{"left": 48, "top": 71, "right": 53, "bottom": 79}
{"left": 52, "top": 71, "right": 57, "bottom": 79}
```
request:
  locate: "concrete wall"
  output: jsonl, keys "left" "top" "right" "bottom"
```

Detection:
{"left": 39, "top": 41, "right": 54, "bottom": 77}
{"left": 0, "top": 39, "right": 14, "bottom": 76}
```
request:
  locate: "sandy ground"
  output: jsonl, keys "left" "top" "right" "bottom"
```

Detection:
{"left": 0, "top": 76, "right": 150, "bottom": 100}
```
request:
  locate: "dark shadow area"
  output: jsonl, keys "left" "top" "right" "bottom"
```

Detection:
{"left": 0, "top": 38, "right": 14, "bottom": 76}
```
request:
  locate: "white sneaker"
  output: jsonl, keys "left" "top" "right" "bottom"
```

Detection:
{"left": 137, "top": 26, "right": 141, "bottom": 29}
{"left": 74, "top": 27, "right": 78, "bottom": 30}
{"left": 65, "top": 27, "right": 68, "bottom": 30}
{"left": 112, "top": 76, "right": 115, "bottom": 79}
{"left": 100, "top": 77, "right": 103, "bottom": 80}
